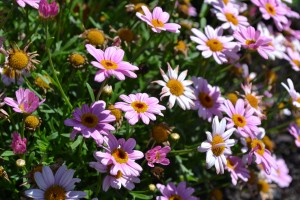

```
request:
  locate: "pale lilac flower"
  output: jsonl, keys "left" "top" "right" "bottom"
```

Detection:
{"left": 136, "top": 6, "right": 181, "bottom": 33}
{"left": 90, "top": 158, "right": 140, "bottom": 191}
{"left": 281, "top": 78, "right": 300, "bottom": 108}
{"left": 39, "top": 0, "right": 59, "bottom": 19}
{"left": 64, "top": 101, "right": 115, "bottom": 145}
{"left": 4, "top": 88, "right": 45, "bottom": 114}
{"left": 94, "top": 134, "right": 144, "bottom": 177}
{"left": 16, "top": 0, "right": 40, "bottom": 9}
{"left": 221, "top": 99, "right": 261, "bottom": 138}
{"left": 190, "top": 25, "right": 239, "bottom": 64}
{"left": 215, "top": 3, "right": 249, "bottom": 30}
{"left": 11, "top": 132, "right": 27, "bottom": 155}
{"left": 115, "top": 93, "right": 165, "bottom": 125}
{"left": 284, "top": 48, "right": 300, "bottom": 71}
{"left": 152, "top": 63, "right": 196, "bottom": 110}
{"left": 265, "top": 157, "right": 292, "bottom": 188}
{"left": 226, "top": 156, "right": 250, "bottom": 185}
{"left": 25, "top": 165, "right": 86, "bottom": 199}
{"left": 233, "top": 26, "right": 274, "bottom": 59}
{"left": 192, "top": 77, "right": 223, "bottom": 122}
{"left": 85, "top": 44, "right": 138, "bottom": 82}
{"left": 251, "top": 0, "right": 288, "bottom": 30}
{"left": 198, "top": 116, "right": 236, "bottom": 174}
{"left": 288, "top": 123, "right": 300, "bottom": 147}
{"left": 145, "top": 146, "right": 171, "bottom": 167}
{"left": 156, "top": 182, "right": 197, "bottom": 200}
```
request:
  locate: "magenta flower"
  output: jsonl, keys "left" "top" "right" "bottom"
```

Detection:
{"left": 94, "top": 134, "right": 144, "bottom": 177}
{"left": 233, "top": 26, "right": 274, "bottom": 59}
{"left": 64, "top": 101, "right": 115, "bottom": 145}
{"left": 226, "top": 156, "right": 250, "bottom": 185}
{"left": 221, "top": 99, "right": 261, "bottom": 138}
{"left": 115, "top": 93, "right": 166, "bottom": 125}
{"left": 11, "top": 132, "right": 27, "bottom": 155}
{"left": 190, "top": 25, "right": 239, "bottom": 64}
{"left": 136, "top": 6, "right": 181, "bottom": 33}
{"left": 38, "top": 0, "right": 59, "bottom": 19}
{"left": 90, "top": 158, "right": 140, "bottom": 191}
{"left": 4, "top": 88, "right": 45, "bottom": 114}
{"left": 192, "top": 77, "right": 223, "bottom": 122}
{"left": 251, "top": 0, "right": 288, "bottom": 31}
{"left": 145, "top": 146, "right": 171, "bottom": 167}
{"left": 265, "top": 157, "right": 292, "bottom": 188}
{"left": 16, "top": 0, "right": 40, "bottom": 9}
{"left": 288, "top": 123, "right": 300, "bottom": 147}
{"left": 156, "top": 182, "right": 197, "bottom": 200}
{"left": 85, "top": 44, "right": 138, "bottom": 82}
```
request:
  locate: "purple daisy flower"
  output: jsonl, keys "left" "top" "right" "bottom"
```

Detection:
{"left": 156, "top": 181, "right": 198, "bottom": 200}
{"left": 226, "top": 156, "right": 250, "bottom": 185}
{"left": 145, "top": 146, "right": 171, "bottom": 167}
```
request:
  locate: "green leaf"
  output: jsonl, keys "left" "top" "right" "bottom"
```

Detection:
{"left": 70, "top": 136, "right": 83, "bottom": 151}
{"left": 129, "top": 192, "right": 153, "bottom": 200}
{"left": 1, "top": 151, "right": 14, "bottom": 157}
{"left": 47, "top": 132, "right": 58, "bottom": 140}
{"left": 86, "top": 82, "right": 95, "bottom": 102}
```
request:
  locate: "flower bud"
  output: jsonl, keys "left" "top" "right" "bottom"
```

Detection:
{"left": 16, "top": 159, "right": 26, "bottom": 167}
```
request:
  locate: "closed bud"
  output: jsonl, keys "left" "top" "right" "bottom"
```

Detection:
{"left": 103, "top": 85, "right": 113, "bottom": 96}
{"left": 16, "top": 159, "right": 26, "bottom": 167}
{"left": 170, "top": 133, "right": 180, "bottom": 141}
{"left": 148, "top": 184, "right": 156, "bottom": 191}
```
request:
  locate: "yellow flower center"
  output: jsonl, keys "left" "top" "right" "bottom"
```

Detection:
{"left": 292, "top": 59, "right": 300, "bottom": 68}
{"left": 108, "top": 105, "right": 122, "bottom": 122}
{"left": 152, "top": 124, "right": 169, "bottom": 143}
{"left": 117, "top": 28, "right": 135, "bottom": 43}
{"left": 225, "top": 13, "right": 238, "bottom": 25}
{"left": 35, "top": 75, "right": 51, "bottom": 90}
{"left": 112, "top": 148, "right": 128, "bottom": 164}
{"left": 226, "top": 159, "right": 235, "bottom": 169}
{"left": 19, "top": 104, "right": 25, "bottom": 112}
{"left": 232, "top": 114, "right": 246, "bottom": 127}
{"left": 211, "top": 134, "right": 225, "bottom": 156}
{"left": 198, "top": 92, "right": 214, "bottom": 108}
{"left": 131, "top": 101, "right": 148, "bottom": 113}
{"left": 8, "top": 50, "right": 29, "bottom": 70}
{"left": 44, "top": 185, "right": 66, "bottom": 200}
{"left": 250, "top": 139, "right": 265, "bottom": 156}
{"left": 245, "top": 94, "right": 259, "bottom": 109}
{"left": 227, "top": 93, "right": 238, "bottom": 105}
{"left": 223, "top": 0, "right": 229, "bottom": 5}
{"left": 86, "top": 29, "right": 105, "bottom": 46}
{"left": 258, "top": 180, "right": 270, "bottom": 193}
{"left": 169, "top": 195, "right": 183, "bottom": 200}
{"left": 265, "top": 3, "right": 276, "bottom": 16}
{"left": 245, "top": 39, "right": 256, "bottom": 46}
{"left": 69, "top": 53, "right": 86, "bottom": 66}
{"left": 262, "top": 136, "right": 274, "bottom": 152}
{"left": 297, "top": 97, "right": 300, "bottom": 104}
{"left": 206, "top": 39, "right": 224, "bottom": 52}
{"left": 210, "top": 189, "right": 223, "bottom": 200}
{"left": 100, "top": 60, "right": 118, "bottom": 70}
{"left": 167, "top": 79, "right": 184, "bottom": 96}
{"left": 151, "top": 19, "right": 165, "bottom": 28}
{"left": 80, "top": 113, "right": 98, "bottom": 128}
{"left": 114, "top": 170, "right": 123, "bottom": 179}
{"left": 174, "top": 40, "right": 188, "bottom": 54}
{"left": 24, "top": 115, "right": 41, "bottom": 129}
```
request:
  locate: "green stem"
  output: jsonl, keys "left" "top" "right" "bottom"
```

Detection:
{"left": 131, "top": 34, "right": 154, "bottom": 62}
{"left": 96, "top": 79, "right": 108, "bottom": 101}
{"left": 20, "top": 116, "right": 25, "bottom": 139}
{"left": 169, "top": 148, "right": 197, "bottom": 155}
{"left": 95, "top": 173, "right": 102, "bottom": 197}
{"left": 45, "top": 24, "right": 73, "bottom": 110}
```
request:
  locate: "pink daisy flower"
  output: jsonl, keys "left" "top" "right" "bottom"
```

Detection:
{"left": 136, "top": 6, "right": 181, "bottom": 33}
{"left": 198, "top": 116, "right": 236, "bottom": 174}
{"left": 190, "top": 25, "right": 239, "bottom": 64}
{"left": 288, "top": 123, "right": 300, "bottom": 147}
{"left": 221, "top": 99, "right": 261, "bottom": 138}
{"left": 241, "top": 82, "right": 264, "bottom": 118}
{"left": 215, "top": 3, "right": 249, "bottom": 30}
{"left": 226, "top": 156, "right": 250, "bottom": 185}
{"left": 152, "top": 63, "right": 196, "bottom": 110}
{"left": 94, "top": 134, "right": 144, "bottom": 177}
{"left": 38, "top": 0, "right": 59, "bottom": 19}
{"left": 16, "top": 0, "right": 40, "bottom": 9}
{"left": 89, "top": 158, "right": 140, "bottom": 191}
{"left": 192, "top": 77, "right": 224, "bottom": 122}
{"left": 115, "top": 93, "right": 166, "bottom": 125}
{"left": 64, "top": 101, "right": 116, "bottom": 145}
{"left": 265, "top": 157, "right": 292, "bottom": 188}
{"left": 251, "top": 0, "right": 288, "bottom": 31}
{"left": 85, "top": 44, "right": 139, "bottom": 82}
{"left": 4, "top": 88, "right": 45, "bottom": 114}
{"left": 156, "top": 182, "right": 197, "bottom": 200}
{"left": 145, "top": 146, "right": 171, "bottom": 167}
{"left": 233, "top": 26, "right": 274, "bottom": 59}
{"left": 281, "top": 78, "right": 300, "bottom": 108}
{"left": 11, "top": 132, "right": 27, "bottom": 155}
{"left": 285, "top": 48, "right": 300, "bottom": 71}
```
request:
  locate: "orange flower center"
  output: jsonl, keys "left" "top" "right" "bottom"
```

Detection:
{"left": 265, "top": 3, "right": 276, "bottom": 16}
{"left": 81, "top": 113, "right": 98, "bottom": 128}
{"left": 151, "top": 19, "right": 165, "bottom": 28}
{"left": 198, "top": 92, "right": 214, "bottom": 108}
{"left": 114, "top": 170, "right": 123, "bottom": 179}
{"left": 292, "top": 59, "right": 300, "bottom": 68}
{"left": 86, "top": 29, "right": 105, "bottom": 46}
{"left": 8, "top": 50, "right": 29, "bottom": 70}
{"left": 169, "top": 195, "right": 183, "bottom": 200}
{"left": 226, "top": 159, "right": 235, "bottom": 169}
{"left": 112, "top": 148, "right": 129, "bottom": 164}
{"left": 232, "top": 114, "right": 246, "bottom": 127}
{"left": 211, "top": 134, "right": 225, "bottom": 156}
{"left": 258, "top": 180, "right": 270, "bottom": 193}
{"left": 100, "top": 60, "right": 118, "bottom": 70}
{"left": 131, "top": 101, "right": 148, "bottom": 113}
{"left": 44, "top": 185, "right": 66, "bottom": 200}
{"left": 245, "top": 94, "right": 259, "bottom": 109}
{"left": 167, "top": 79, "right": 184, "bottom": 96}
{"left": 250, "top": 139, "right": 265, "bottom": 156}
{"left": 206, "top": 39, "right": 224, "bottom": 52}
{"left": 225, "top": 13, "right": 238, "bottom": 25}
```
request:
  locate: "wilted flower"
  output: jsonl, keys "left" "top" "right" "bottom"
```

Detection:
{"left": 136, "top": 6, "right": 181, "bottom": 33}
{"left": 156, "top": 182, "right": 197, "bottom": 200}
{"left": 16, "top": 0, "right": 40, "bottom": 9}
{"left": 39, "top": 0, "right": 59, "bottom": 19}
{"left": 81, "top": 28, "right": 106, "bottom": 46}
{"left": 4, "top": 88, "right": 45, "bottom": 114}
{"left": 11, "top": 132, "right": 27, "bottom": 155}
{"left": 24, "top": 115, "right": 42, "bottom": 131}
{"left": 67, "top": 53, "right": 87, "bottom": 69}
{"left": 24, "top": 165, "right": 86, "bottom": 199}
{"left": 145, "top": 146, "right": 171, "bottom": 167}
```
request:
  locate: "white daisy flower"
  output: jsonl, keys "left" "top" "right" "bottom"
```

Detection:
{"left": 281, "top": 78, "right": 300, "bottom": 108}
{"left": 152, "top": 63, "right": 196, "bottom": 110}
{"left": 198, "top": 116, "right": 236, "bottom": 174}
{"left": 25, "top": 165, "right": 86, "bottom": 200}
